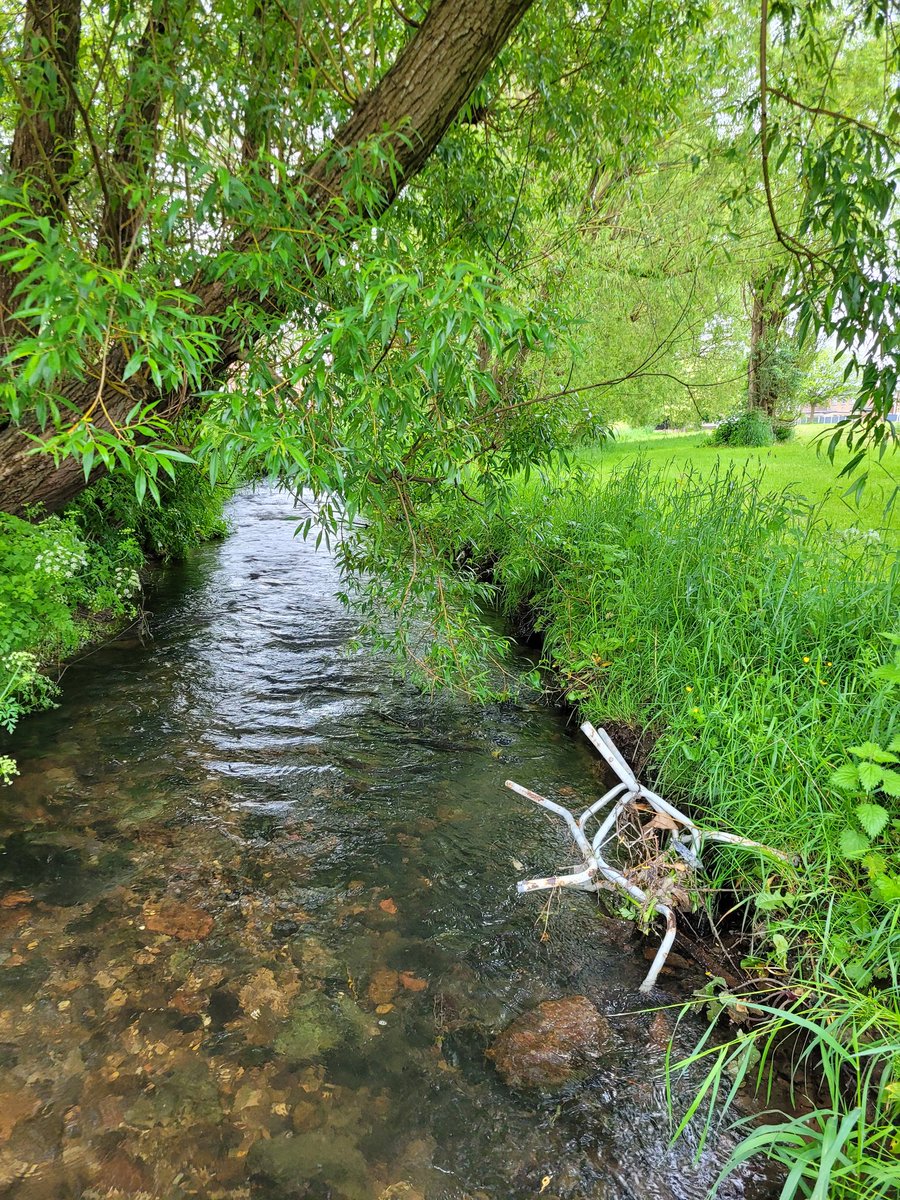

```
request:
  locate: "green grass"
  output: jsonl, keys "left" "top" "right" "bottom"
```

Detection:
{"left": 577, "top": 425, "right": 899, "bottom": 542}
{"left": 428, "top": 456, "right": 900, "bottom": 1198}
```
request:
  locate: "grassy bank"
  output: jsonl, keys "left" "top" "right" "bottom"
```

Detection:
{"left": 436, "top": 456, "right": 899, "bottom": 1197}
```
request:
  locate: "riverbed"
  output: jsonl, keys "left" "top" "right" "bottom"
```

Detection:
{"left": 0, "top": 487, "right": 776, "bottom": 1199}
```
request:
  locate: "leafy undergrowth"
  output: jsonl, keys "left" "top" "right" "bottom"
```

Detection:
{"left": 431, "top": 460, "right": 900, "bottom": 1198}
{"left": 0, "top": 464, "right": 228, "bottom": 782}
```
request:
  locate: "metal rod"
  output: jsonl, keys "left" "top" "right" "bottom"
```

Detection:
{"left": 577, "top": 781, "right": 631, "bottom": 832}
{"left": 508, "top": 727, "right": 789, "bottom": 997}
{"left": 597, "top": 727, "right": 639, "bottom": 786}
{"left": 505, "top": 780, "right": 596, "bottom": 864}
{"left": 579, "top": 721, "right": 636, "bottom": 786}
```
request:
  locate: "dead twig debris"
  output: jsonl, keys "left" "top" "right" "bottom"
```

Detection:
{"left": 507, "top": 721, "right": 791, "bottom": 993}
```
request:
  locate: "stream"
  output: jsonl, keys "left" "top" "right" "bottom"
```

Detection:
{"left": 0, "top": 487, "right": 777, "bottom": 1200}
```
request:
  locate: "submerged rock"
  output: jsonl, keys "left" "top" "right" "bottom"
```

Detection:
{"left": 487, "top": 995, "right": 612, "bottom": 1090}
{"left": 248, "top": 1130, "right": 369, "bottom": 1199}
{"left": 141, "top": 897, "right": 213, "bottom": 941}
{"left": 274, "top": 990, "right": 376, "bottom": 1064}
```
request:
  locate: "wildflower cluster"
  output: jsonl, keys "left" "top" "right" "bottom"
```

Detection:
{"left": 841, "top": 526, "right": 882, "bottom": 543}
{"left": 2, "top": 649, "right": 40, "bottom": 676}
{"left": 33, "top": 542, "right": 89, "bottom": 580}
{"left": 112, "top": 565, "right": 141, "bottom": 597}
{"left": 0, "top": 755, "right": 18, "bottom": 786}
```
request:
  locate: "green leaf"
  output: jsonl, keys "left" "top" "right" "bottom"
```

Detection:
{"left": 874, "top": 875, "right": 900, "bottom": 904}
{"left": 122, "top": 353, "right": 144, "bottom": 381}
{"left": 847, "top": 741, "right": 892, "bottom": 761}
{"left": 857, "top": 760, "right": 884, "bottom": 792}
{"left": 829, "top": 762, "right": 861, "bottom": 792}
{"left": 855, "top": 802, "right": 889, "bottom": 839}
{"left": 839, "top": 827, "right": 871, "bottom": 860}
{"left": 771, "top": 933, "right": 789, "bottom": 967}
{"left": 879, "top": 767, "right": 900, "bottom": 798}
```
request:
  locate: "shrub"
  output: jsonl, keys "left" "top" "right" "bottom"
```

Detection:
{"left": 71, "top": 462, "right": 229, "bottom": 561}
{"left": 709, "top": 410, "right": 776, "bottom": 446}
{"left": 0, "top": 509, "right": 144, "bottom": 767}
{"left": 0, "top": 511, "right": 142, "bottom": 664}
{"left": 0, "top": 459, "right": 230, "bottom": 765}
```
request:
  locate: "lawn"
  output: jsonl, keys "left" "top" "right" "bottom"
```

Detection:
{"left": 576, "top": 424, "right": 900, "bottom": 542}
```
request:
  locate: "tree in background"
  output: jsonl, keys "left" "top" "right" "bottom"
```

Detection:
{"left": 0, "top": 0, "right": 896, "bottom": 641}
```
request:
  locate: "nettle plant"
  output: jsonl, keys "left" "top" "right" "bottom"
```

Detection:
{"left": 828, "top": 633, "right": 900, "bottom": 904}
{"left": 831, "top": 736, "right": 900, "bottom": 904}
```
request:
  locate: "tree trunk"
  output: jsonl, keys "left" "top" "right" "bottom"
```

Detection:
{"left": 97, "top": 1, "right": 171, "bottom": 266}
{"left": 8, "top": 0, "right": 81, "bottom": 213}
{"left": 0, "top": 0, "right": 533, "bottom": 516}
{"left": 747, "top": 285, "right": 764, "bottom": 411}
{"left": 747, "top": 267, "right": 785, "bottom": 417}
{"left": 1, "top": 0, "right": 81, "bottom": 345}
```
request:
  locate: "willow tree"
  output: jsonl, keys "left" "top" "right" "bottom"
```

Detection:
{"left": 0, "top": 0, "right": 897, "bottom": 535}
{"left": 752, "top": 0, "right": 899, "bottom": 453}
{"left": 0, "top": 0, "right": 539, "bottom": 513}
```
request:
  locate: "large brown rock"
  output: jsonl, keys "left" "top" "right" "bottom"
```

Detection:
{"left": 142, "top": 897, "right": 213, "bottom": 941}
{"left": 487, "top": 995, "right": 611, "bottom": 1090}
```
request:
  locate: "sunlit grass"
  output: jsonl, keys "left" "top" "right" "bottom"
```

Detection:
{"left": 576, "top": 425, "right": 899, "bottom": 543}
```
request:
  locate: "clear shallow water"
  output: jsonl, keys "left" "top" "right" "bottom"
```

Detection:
{"left": 0, "top": 488, "right": 777, "bottom": 1200}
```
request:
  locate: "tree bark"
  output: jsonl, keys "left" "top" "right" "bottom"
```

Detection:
{"left": 8, "top": 0, "right": 82, "bottom": 213}
{"left": 747, "top": 286, "right": 764, "bottom": 411}
{"left": 0, "top": 0, "right": 533, "bottom": 516}
{"left": 97, "top": 2, "right": 171, "bottom": 266}
{"left": 747, "top": 267, "right": 785, "bottom": 417}
{"left": 1, "top": 0, "right": 82, "bottom": 345}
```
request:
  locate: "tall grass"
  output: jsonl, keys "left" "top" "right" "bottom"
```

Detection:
{"left": 439, "top": 459, "right": 900, "bottom": 1196}
{"left": 667, "top": 913, "right": 900, "bottom": 1200}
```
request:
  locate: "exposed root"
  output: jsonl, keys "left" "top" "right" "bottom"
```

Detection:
{"left": 507, "top": 721, "right": 791, "bottom": 994}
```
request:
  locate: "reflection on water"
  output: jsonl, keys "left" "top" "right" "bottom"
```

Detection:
{"left": 0, "top": 488, "right": 775, "bottom": 1199}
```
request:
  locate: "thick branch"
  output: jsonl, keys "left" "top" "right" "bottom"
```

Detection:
{"left": 768, "top": 86, "right": 900, "bottom": 149}
{"left": 98, "top": 2, "right": 171, "bottom": 265}
{"left": 0, "top": 0, "right": 534, "bottom": 515}
{"left": 1, "top": 0, "right": 82, "bottom": 346}
{"left": 758, "top": 0, "right": 815, "bottom": 269}
{"left": 7, "top": 0, "right": 82, "bottom": 213}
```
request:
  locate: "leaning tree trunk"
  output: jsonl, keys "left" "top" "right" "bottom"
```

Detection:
{"left": 0, "top": 0, "right": 533, "bottom": 517}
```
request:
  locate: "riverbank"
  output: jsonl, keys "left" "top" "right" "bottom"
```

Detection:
{"left": 434, "top": 457, "right": 900, "bottom": 1196}
{"left": 0, "top": 467, "right": 228, "bottom": 783}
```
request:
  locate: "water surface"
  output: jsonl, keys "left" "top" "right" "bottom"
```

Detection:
{"left": 0, "top": 488, "right": 775, "bottom": 1199}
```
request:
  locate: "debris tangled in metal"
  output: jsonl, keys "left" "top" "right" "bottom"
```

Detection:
{"left": 507, "top": 721, "right": 790, "bottom": 993}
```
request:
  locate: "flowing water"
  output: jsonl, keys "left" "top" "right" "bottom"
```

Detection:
{"left": 0, "top": 488, "right": 777, "bottom": 1200}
